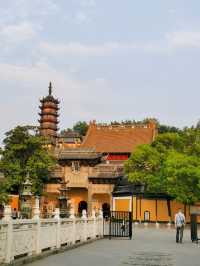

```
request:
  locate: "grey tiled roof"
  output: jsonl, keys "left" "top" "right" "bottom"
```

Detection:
{"left": 55, "top": 148, "right": 102, "bottom": 160}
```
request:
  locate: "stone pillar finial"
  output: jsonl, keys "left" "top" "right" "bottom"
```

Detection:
{"left": 33, "top": 196, "right": 40, "bottom": 220}
{"left": 70, "top": 207, "right": 75, "bottom": 219}
{"left": 3, "top": 205, "right": 12, "bottom": 221}
{"left": 54, "top": 208, "right": 60, "bottom": 219}
{"left": 98, "top": 209, "right": 103, "bottom": 219}
{"left": 82, "top": 209, "right": 87, "bottom": 219}
{"left": 33, "top": 207, "right": 40, "bottom": 220}
{"left": 35, "top": 196, "right": 40, "bottom": 208}
{"left": 92, "top": 209, "right": 96, "bottom": 219}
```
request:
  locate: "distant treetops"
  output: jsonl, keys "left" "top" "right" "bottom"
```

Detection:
{"left": 125, "top": 122, "right": 200, "bottom": 205}
{"left": 62, "top": 118, "right": 181, "bottom": 137}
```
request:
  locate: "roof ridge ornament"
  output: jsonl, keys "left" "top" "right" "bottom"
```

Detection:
{"left": 48, "top": 81, "right": 52, "bottom": 96}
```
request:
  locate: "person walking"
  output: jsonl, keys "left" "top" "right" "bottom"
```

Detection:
{"left": 175, "top": 208, "right": 185, "bottom": 243}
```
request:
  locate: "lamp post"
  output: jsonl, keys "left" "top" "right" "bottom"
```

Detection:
{"left": 20, "top": 173, "right": 33, "bottom": 219}
{"left": 58, "top": 180, "right": 70, "bottom": 218}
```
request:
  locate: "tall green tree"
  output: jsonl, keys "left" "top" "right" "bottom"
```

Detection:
{"left": 0, "top": 126, "right": 55, "bottom": 200}
{"left": 163, "top": 151, "right": 200, "bottom": 204}
{"left": 125, "top": 128, "right": 200, "bottom": 205}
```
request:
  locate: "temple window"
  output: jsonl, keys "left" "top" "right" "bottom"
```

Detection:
{"left": 71, "top": 161, "right": 80, "bottom": 172}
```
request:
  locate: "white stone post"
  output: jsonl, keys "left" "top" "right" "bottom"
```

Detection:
{"left": 82, "top": 210, "right": 87, "bottom": 242}
{"left": 33, "top": 203, "right": 41, "bottom": 255}
{"left": 92, "top": 209, "right": 96, "bottom": 239}
{"left": 144, "top": 222, "right": 148, "bottom": 227}
{"left": 70, "top": 207, "right": 76, "bottom": 244}
{"left": 3, "top": 205, "right": 13, "bottom": 263}
{"left": 167, "top": 221, "right": 171, "bottom": 228}
{"left": 69, "top": 207, "right": 75, "bottom": 219}
{"left": 98, "top": 209, "right": 103, "bottom": 219}
{"left": 98, "top": 209, "right": 104, "bottom": 237}
{"left": 156, "top": 222, "right": 159, "bottom": 228}
{"left": 33, "top": 197, "right": 40, "bottom": 220}
{"left": 54, "top": 208, "right": 61, "bottom": 249}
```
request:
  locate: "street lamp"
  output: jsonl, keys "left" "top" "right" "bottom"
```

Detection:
{"left": 20, "top": 173, "right": 33, "bottom": 219}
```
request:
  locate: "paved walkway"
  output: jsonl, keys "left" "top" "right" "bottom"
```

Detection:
{"left": 27, "top": 227, "right": 200, "bottom": 266}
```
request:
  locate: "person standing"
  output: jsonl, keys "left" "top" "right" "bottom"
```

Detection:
{"left": 175, "top": 208, "right": 185, "bottom": 243}
{"left": 12, "top": 208, "right": 18, "bottom": 219}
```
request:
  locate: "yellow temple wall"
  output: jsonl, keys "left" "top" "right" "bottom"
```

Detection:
{"left": 141, "top": 199, "right": 156, "bottom": 221}
{"left": 115, "top": 198, "right": 130, "bottom": 212}
{"left": 157, "top": 200, "right": 169, "bottom": 222}
{"left": 63, "top": 165, "right": 90, "bottom": 188}
{"left": 132, "top": 196, "right": 137, "bottom": 220}
{"left": 69, "top": 189, "right": 88, "bottom": 213}
{"left": 92, "top": 193, "right": 110, "bottom": 210}
{"left": 112, "top": 196, "right": 196, "bottom": 223}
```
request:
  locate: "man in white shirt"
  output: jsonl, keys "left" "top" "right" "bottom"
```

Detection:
{"left": 175, "top": 209, "right": 185, "bottom": 243}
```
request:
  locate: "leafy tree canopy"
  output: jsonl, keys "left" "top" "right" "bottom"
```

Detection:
{"left": 0, "top": 126, "right": 56, "bottom": 202}
{"left": 73, "top": 121, "right": 88, "bottom": 136}
{"left": 125, "top": 126, "right": 200, "bottom": 205}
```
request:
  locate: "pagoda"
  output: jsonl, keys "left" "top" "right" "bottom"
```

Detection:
{"left": 39, "top": 82, "right": 59, "bottom": 143}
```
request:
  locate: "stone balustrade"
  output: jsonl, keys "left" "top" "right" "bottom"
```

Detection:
{"left": 0, "top": 206, "right": 103, "bottom": 264}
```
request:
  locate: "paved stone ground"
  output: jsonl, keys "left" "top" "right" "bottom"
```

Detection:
{"left": 27, "top": 227, "right": 200, "bottom": 266}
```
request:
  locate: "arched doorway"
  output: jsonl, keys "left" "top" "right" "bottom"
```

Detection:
{"left": 78, "top": 201, "right": 87, "bottom": 215}
{"left": 102, "top": 203, "right": 110, "bottom": 218}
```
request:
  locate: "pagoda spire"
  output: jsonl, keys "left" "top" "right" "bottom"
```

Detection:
{"left": 48, "top": 81, "right": 52, "bottom": 96}
{"left": 38, "top": 83, "right": 60, "bottom": 143}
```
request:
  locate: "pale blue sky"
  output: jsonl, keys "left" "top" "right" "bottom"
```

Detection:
{"left": 0, "top": 0, "right": 200, "bottom": 144}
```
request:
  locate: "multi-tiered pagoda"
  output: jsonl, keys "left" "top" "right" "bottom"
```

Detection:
{"left": 39, "top": 82, "right": 59, "bottom": 144}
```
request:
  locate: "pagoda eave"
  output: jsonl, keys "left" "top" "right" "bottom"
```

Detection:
{"left": 39, "top": 105, "right": 60, "bottom": 110}
{"left": 40, "top": 98, "right": 60, "bottom": 104}
{"left": 39, "top": 112, "right": 59, "bottom": 117}
{"left": 39, "top": 126, "right": 59, "bottom": 131}
{"left": 38, "top": 119, "right": 59, "bottom": 124}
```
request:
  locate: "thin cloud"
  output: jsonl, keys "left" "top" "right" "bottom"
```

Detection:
{"left": 0, "top": 22, "right": 36, "bottom": 43}
{"left": 166, "top": 31, "right": 200, "bottom": 49}
{"left": 80, "top": 0, "right": 96, "bottom": 8}
{"left": 39, "top": 41, "right": 124, "bottom": 56}
{"left": 74, "top": 11, "right": 89, "bottom": 24}
{"left": 39, "top": 31, "right": 200, "bottom": 58}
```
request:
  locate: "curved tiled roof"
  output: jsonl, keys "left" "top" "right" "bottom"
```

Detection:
{"left": 55, "top": 147, "right": 102, "bottom": 160}
{"left": 82, "top": 122, "right": 157, "bottom": 153}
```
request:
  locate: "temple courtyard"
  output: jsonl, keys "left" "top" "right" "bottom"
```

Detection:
{"left": 27, "top": 227, "right": 200, "bottom": 266}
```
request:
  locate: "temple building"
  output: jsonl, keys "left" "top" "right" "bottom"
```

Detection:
{"left": 57, "top": 131, "right": 82, "bottom": 148}
{"left": 82, "top": 120, "right": 157, "bottom": 161}
{"left": 39, "top": 84, "right": 155, "bottom": 216}
{"left": 39, "top": 84, "right": 191, "bottom": 222}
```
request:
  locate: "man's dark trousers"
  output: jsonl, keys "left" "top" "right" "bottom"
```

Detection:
{"left": 176, "top": 226, "right": 184, "bottom": 243}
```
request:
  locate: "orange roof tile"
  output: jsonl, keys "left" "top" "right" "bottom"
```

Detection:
{"left": 82, "top": 121, "right": 157, "bottom": 153}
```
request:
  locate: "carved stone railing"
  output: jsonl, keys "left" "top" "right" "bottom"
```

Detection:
{"left": 0, "top": 206, "right": 103, "bottom": 264}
